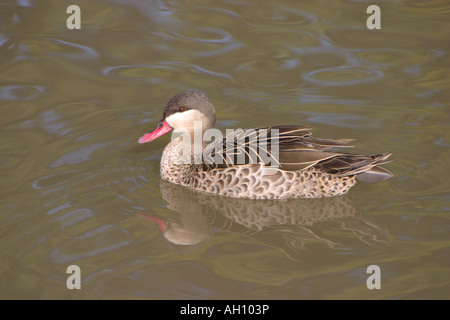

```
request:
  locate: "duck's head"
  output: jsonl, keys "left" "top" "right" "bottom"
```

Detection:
{"left": 138, "top": 90, "right": 216, "bottom": 144}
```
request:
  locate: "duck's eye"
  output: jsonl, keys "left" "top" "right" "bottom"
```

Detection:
{"left": 178, "top": 106, "right": 186, "bottom": 112}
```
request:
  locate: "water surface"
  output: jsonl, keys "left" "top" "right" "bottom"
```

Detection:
{"left": 0, "top": 0, "right": 449, "bottom": 299}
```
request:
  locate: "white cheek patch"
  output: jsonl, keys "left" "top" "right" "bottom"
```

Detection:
{"left": 165, "top": 110, "right": 205, "bottom": 131}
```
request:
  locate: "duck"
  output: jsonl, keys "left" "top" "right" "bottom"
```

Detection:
{"left": 138, "top": 90, "right": 392, "bottom": 199}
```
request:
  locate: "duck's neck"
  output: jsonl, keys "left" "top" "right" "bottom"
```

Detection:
{"left": 173, "top": 130, "right": 209, "bottom": 159}
{"left": 160, "top": 134, "right": 207, "bottom": 184}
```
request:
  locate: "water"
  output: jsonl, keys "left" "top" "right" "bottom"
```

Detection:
{"left": 0, "top": 0, "right": 449, "bottom": 299}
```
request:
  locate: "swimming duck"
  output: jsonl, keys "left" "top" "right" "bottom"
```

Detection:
{"left": 138, "top": 90, "right": 392, "bottom": 199}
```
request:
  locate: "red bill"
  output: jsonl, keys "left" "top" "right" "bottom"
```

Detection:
{"left": 138, "top": 120, "right": 173, "bottom": 144}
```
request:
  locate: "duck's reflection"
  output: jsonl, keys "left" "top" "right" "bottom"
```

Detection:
{"left": 141, "top": 180, "right": 388, "bottom": 260}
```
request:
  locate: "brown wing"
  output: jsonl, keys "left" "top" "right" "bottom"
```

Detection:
{"left": 202, "top": 125, "right": 392, "bottom": 182}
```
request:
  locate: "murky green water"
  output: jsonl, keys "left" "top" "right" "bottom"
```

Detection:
{"left": 0, "top": 0, "right": 449, "bottom": 299}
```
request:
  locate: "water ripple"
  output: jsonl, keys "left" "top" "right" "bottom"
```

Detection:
{"left": 0, "top": 84, "right": 46, "bottom": 101}
{"left": 171, "top": 26, "right": 245, "bottom": 57}
{"left": 45, "top": 38, "right": 99, "bottom": 61}
{"left": 102, "top": 62, "right": 232, "bottom": 81}
{"left": 49, "top": 142, "right": 113, "bottom": 168}
{"left": 301, "top": 112, "right": 383, "bottom": 129}
{"left": 303, "top": 66, "right": 384, "bottom": 86}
